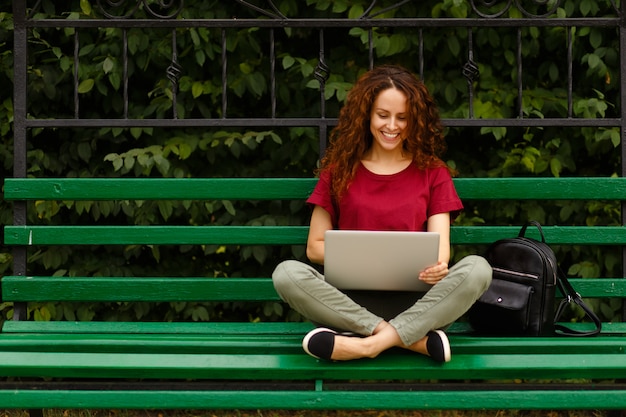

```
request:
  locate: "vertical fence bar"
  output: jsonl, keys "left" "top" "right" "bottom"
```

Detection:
{"left": 617, "top": 2, "right": 625, "bottom": 217}
{"left": 517, "top": 27, "right": 523, "bottom": 118}
{"left": 74, "top": 30, "right": 80, "bottom": 119}
{"left": 464, "top": 28, "right": 476, "bottom": 119}
{"left": 221, "top": 28, "right": 228, "bottom": 119}
{"left": 567, "top": 26, "right": 573, "bottom": 118}
{"left": 316, "top": 29, "right": 327, "bottom": 120}
{"left": 123, "top": 28, "right": 129, "bottom": 119}
{"left": 169, "top": 29, "right": 179, "bottom": 119}
{"left": 270, "top": 29, "right": 276, "bottom": 118}
{"left": 418, "top": 28, "right": 424, "bottom": 80}
{"left": 368, "top": 28, "right": 374, "bottom": 69}
{"left": 316, "top": 29, "right": 329, "bottom": 157}
{"left": 11, "top": 0, "right": 27, "bottom": 321}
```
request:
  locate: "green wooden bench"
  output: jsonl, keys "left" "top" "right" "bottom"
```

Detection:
{"left": 3, "top": 176, "right": 626, "bottom": 412}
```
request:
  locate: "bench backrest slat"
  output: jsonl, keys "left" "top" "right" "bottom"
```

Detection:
{"left": 2, "top": 178, "right": 318, "bottom": 200}
{"left": 5, "top": 225, "right": 626, "bottom": 246}
{"left": 3, "top": 225, "right": 310, "bottom": 245}
{"left": 1, "top": 276, "right": 621, "bottom": 302}
{"left": 1, "top": 277, "right": 281, "bottom": 302}
{"left": 5, "top": 177, "right": 626, "bottom": 201}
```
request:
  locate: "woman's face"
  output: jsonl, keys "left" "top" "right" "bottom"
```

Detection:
{"left": 369, "top": 87, "right": 408, "bottom": 155}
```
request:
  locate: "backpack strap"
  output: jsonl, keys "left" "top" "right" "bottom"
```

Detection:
{"left": 518, "top": 220, "right": 546, "bottom": 242}
{"left": 554, "top": 266, "right": 602, "bottom": 336}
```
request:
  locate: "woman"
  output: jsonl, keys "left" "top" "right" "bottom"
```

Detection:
{"left": 272, "top": 65, "right": 492, "bottom": 362}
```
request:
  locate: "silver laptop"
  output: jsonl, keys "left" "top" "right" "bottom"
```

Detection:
{"left": 323, "top": 230, "right": 440, "bottom": 292}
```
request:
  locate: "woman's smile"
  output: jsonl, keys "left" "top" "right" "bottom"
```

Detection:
{"left": 382, "top": 131, "right": 399, "bottom": 138}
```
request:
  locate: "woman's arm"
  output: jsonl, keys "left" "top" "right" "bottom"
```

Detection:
{"left": 306, "top": 205, "right": 333, "bottom": 265}
{"left": 428, "top": 212, "right": 451, "bottom": 264}
{"left": 419, "top": 212, "right": 451, "bottom": 284}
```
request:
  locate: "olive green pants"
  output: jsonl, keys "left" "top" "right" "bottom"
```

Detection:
{"left": 272, "top": 255, "right": 492, "bottom": 346}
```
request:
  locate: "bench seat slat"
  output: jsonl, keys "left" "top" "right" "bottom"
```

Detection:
{"left": 5, "top": 320, "right": 625, "bottom": 337}
{"left": 0, "top": 331, "right": 625, "bottom": 355}
{"left": 3, "top": 276, "right": 623, "bottom": 301}
{"left": 5, "top": 177, "right": 626, "bottom": 200}
{"left": 1, "top": 320, "right": 314, "bottom": 335}
{"left": 4, "top": 388, "right": 626, "bottom": 411}
{"left": 1, "top": 351, "right": 626, "bottom": 380}
{"left": 1, "top": 320, "right": 313, "bottom": 335}
{"left": 6, "top": 225, "right": 626, "bottom": 245}
{"left": 9, "top": 388, "right": 626, "bottom": 411}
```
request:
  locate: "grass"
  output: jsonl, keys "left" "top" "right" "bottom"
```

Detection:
{"left": 0, "top": 410, "right": 621, "bottom": 417}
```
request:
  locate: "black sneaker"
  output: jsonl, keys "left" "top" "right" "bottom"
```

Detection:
{"left": 302, "top": 327, "right": 337, "bottom": 360}
{"left": 426, "top": 330, "right": 451, "bottom": 363}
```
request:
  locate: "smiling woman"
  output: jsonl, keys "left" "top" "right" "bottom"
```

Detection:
{"left": 3, "top": 0, "right": 626, "bottom": 413}
{"left": 272, "top": 65, "right": 492, "bottom": 363}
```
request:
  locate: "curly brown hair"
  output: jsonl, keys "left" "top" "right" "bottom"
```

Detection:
{"left": 319, "top": 64, "right": 450, "bottom": 201}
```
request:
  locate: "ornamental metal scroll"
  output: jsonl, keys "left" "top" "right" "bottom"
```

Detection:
{"left": 469, "top": 0, "right": 561, "bottom": 18}
{"left": 95, "top": 0, "right": 184, "bottom": 19}
{"left": 359, "top": 0, "right": 414, "bottom": 19}
{"left": 232, "top": 0, "right": 411, "bottom": 19}
{"left": 233, "top": 0, "right": 288, "bottom": 19}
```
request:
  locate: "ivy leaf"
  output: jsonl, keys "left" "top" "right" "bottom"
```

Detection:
{"left": 282, "top": 55, "right": 295, "bottom": 69}
{"left": 587, "top": 53, "right": 601, "bottom": 69}
{"left": 447, "top": 35, "right": 461, "bottom": 56}
{"left": 80, "top": 0, "right": 92, "bottom": 15}
{"left": 222, "top": 200, "right": 236, "bottom": 216}
{"left": 192, "top": 82, "right": 204, "bottom": 98}
{"left": 102, "top": 57, "right": 114, "bottom": 73}
{"left": 77, "top": 142, "right": 92, "bottom": 162}
{"left": 191, "top": 306, "right": 209, "bottom": 321}
{"left": 77, "top": 79, "right": 95, "bottom": 94}
{"left": 252, "top": 246, "right": 267, "bottom": 265}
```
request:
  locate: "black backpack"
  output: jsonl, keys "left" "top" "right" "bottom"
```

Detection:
{"left": 469, "top": 221, "right": 601, "bottom": 337}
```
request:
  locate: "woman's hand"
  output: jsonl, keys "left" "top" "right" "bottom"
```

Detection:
{"left": 419, "top": 261, "right": 449, "bottom": 285}
{"left": 422, "top": 212, "right": 452, "bottom": 284}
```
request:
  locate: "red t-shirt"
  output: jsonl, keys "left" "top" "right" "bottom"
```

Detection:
{"left": 307, "top": 162, "right": 463, "bottom": 231}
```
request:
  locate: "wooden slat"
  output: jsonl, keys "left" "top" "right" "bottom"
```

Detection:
{"left": 0, "top": 328, "right": 625, "bottom": 355}
{"left": 3, "top": 276, "right": 623, "bottom": 302}
{"left": 5, "top": 225, "right": 626, "bottom": 245}
{"left": 5, "top": 320, "right": 625, "bottom": 338}
{"left": 2, "top": 178, "right": 318, "bottom": 200}
{"left": 560, "top": 278, "right": 626, "bottom": 297}
{"left": 455, "top": 177, "right": 626, "bottom": 200}
{"left": 0, "top": 321, "right": 314, "bottom": 335}
{"left": 451, "top": 225, "right": 626, "bottom": 245}
{"left": 5, "top": 177, "right": 626, "bottom": 200}
{"left": 3, "top": 389, "right": 626, "bottom": 411}
{"left": 0, "top": 351, "right": 626, "bottom": 380}
{"left": 3, "top": 225, "right": 309, "bottom": 245}
{"left": 0, "top": 332, "right": 305, "bottom": 355}
{"left": 1, "top": 277, "right": 282, "bottom": 302}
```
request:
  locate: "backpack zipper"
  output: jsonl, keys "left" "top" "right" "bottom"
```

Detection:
{"left": 492, "top": 267, "right": 539, "bottom": 280}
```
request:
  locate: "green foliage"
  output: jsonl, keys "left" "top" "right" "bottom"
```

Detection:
{"left": 1, "top": 0, "right": 623, "bottom": 324}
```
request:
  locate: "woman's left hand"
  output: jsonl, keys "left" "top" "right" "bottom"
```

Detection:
{"left": 419, "top": 261, "right": 449, "bottom": 285}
